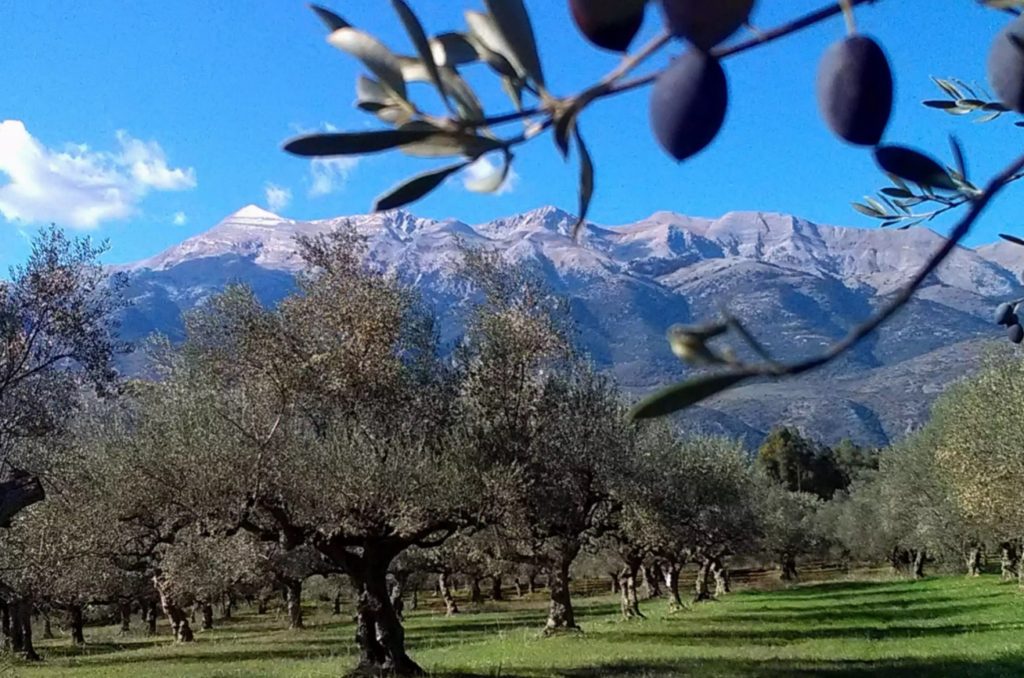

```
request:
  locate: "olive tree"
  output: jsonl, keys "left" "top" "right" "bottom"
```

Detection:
{"left": 621, "top": 432, "right": 758, "bottom": 606}
{"left": 0, "top": 227, "right": 124, "bottom": 526}
{"left": 106, "top": 232, "right": 485, "bottom": 675}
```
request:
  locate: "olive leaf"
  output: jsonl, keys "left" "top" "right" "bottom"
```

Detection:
{"left": 328, "top": 27, "right": 408, "bottom": 102}
{"left": 309, "top": 4, "right": 351, "bottom": 31}
{"left": 572, "top": 128, "right": 594, "bottom": 241}
{"left": 628, "top": 372, "right": 753, "bottom": 421}
{"left": 439, "top": 68, "right": 485, "bottom": 122}
{"left": 999, "top": 233, "right": 1024, "bottom": 247}
{"left": 391, "top": 0, "right": 453, "bottom": 113}
{"left": 464, "top": 11, "right": 525, "bottom": 80}
{"left": 949, "top": 135, "right": 967, "bottom": 180}
{"left": 283, "top": 129, "right": 442, "bottom": 156}
{"left": 873, "top": 145, "right": 958, "bottom": 192}
{"left": 395, "top": 121, "right": 505, "bottom": 158}
{"left": 374, "top": 161, "right": 470, "bottom": 211}
{"left": 482, "top": 0, "right": 546, "bottom": 89}
{"left": 430, "top": 32, "right": 480, "bottom": 67}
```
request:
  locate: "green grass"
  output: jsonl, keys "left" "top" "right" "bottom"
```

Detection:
{"left": 11, "top": 575, "right": 1024, "bottom": 677}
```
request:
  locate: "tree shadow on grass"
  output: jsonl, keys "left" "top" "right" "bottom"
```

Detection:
{"left": 557, "top": 654, "right": 1024, "bottom": 677}
{"left": 599, "top": 617, "right": 1024, "bottom": 647}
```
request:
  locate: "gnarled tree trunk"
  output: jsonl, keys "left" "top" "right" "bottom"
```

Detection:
{"left": 145, "top": 601, "right": 158, "bottom": 635}
{"left": 912, "top": 549, "right": 927, "bottom": 579}
{"left": 69, "top": 605, "right": 85, "bottom": 645}
{"left": 119, "top": 601, "right": 132, "bottom": 634}
{"left": 13, "top": 600, "right": 40, "bottom": 660}
{"left": 664, "top": 560, "right": 683, "bottom": 609}
{"left": 469, "top": 577, "right": 484, "bottom": 604}
{"left": 1001, "top": 542, "right": 1018, "bottom": 581}
{"left": 641, "top": 563, "right": 663, "bottom": 599}
{"left": 0, "top": 601, "right": 10, "bottom": 652}
{"left": 284, "top": 578, "right": 304, "bottom": 629}
{"left": 618, "top": 563, "right": 644, "bottom": 619}
{"left": 221, "top": 595, "right": 234, "bottom": 620}
{"left": 780, "top": 553, "right": 798, "bottom": 581}
{"left": 331, "top": 592, "right": 342, "bottom": 616}
{"left": 712, "top": 557, "right": 730, "bottom": 597}
{"left": 694, "top": 559, "right": 713, "bottom": 602}
{"left": 965, "top": 546, "right": 983, "bottom": 577}
{"left": 514, "top": 578, "right": 524, "bottom": 598}
{"left": 490, "top": 574, "right": 503, "bottom": 601}
{"left": 609, "top": 572, "right": 620, "bottom": 594}
{"left": 154, "top": 577, "right": 194, "bottom": 642}
{"left": 349, "top": 554, "right": 423, "bottom": 676}
{"left": 390, "top": 580, "right": 405, "bottom": 622}
{"left": 438, "top": 572, "right": 459, "bottom": 616}
{"left": 544, "top": 554, "right": 580, "bottom": 633}
{"left": 200, "top": 603, "right": 214, "bottom": 631}
{"left": 42, "top": 614, "right": 54, "bottom": 640}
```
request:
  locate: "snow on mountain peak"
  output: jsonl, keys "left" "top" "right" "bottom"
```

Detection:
{"left": 230, "top": 204, "right": 283, "bottom": 222}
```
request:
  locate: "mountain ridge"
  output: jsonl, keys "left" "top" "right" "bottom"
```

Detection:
{"left": 116, "top": 204, "right": 1024, "bottom": 447}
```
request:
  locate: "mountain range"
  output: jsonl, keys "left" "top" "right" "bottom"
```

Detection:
{"left": 115, "top": 204, "right": 1024, "bottom": 448}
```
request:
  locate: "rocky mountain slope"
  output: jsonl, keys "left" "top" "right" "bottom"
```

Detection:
{"left": 117, "top": 204, "right": 1024, "bottom": 447}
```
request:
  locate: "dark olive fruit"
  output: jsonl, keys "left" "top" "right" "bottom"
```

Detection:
{"left": 1009, "top": 323, "right": 1024, "bottom": 344}
{"left": 817, "top": 36, "right": 893, "bottom": 146}
{"left": 988, "top": 16, "right": 1024, "bottom": 113}
{"left": 650, "top": 50, "right": 728, "bottom": 161}
{"left": 996, "top": 302, "right": 1015, "bottom": 326}
{"left": 570, "top": 0, "right": 646, "bottom": 53}
{"left": 660, "top": 0, "right": 755, "bottom": 51}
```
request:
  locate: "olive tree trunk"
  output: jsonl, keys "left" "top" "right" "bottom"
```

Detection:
{"left": 145, "top": 601, "right": 158, "bottom": 635}
{"left": 42, "top": 614, "right": 54, "bottom": 640}
{"left": 438, "top": 572, "right": 459, "bottom": 616}
{"left": 469, "top": 577, "right": 484, "bottom": 604}
{"left": 13, "top": 600, "right": 40, "bottom": 660}
{"left": 694, "top": 559, "right": 714, "bottom": 602}
{"left": 965, "top": 546, "right": 983, "bottom": 577}
{"left": 609, "top": 571, "right": 620, "bottom": 594}
{"left": 618, "top": 563, "right": 644, "bottom": 619}
{"left": 0, "top": 601, "right": 10, "bottom": 652}
{"left": 641, "top": 563, "right": 663, "bottom": 599}
{"left": 349, "top": 555, "right": 423, "bottom": 676}
{"left": 68, "top": 605, "right": 85, "bottom": 645}
{"left": 284, "top": 578, "right": 304, "bottom": 629}
{"left": 912, "top": 549, "right": 927, "bottom": 579}
{"left": 490, "top": 574, "right": 504, "bottom": 601}
{"left": 390, "top": 579, "right": 405, "bottom": 622}
{"left": 200, "top": 603, "right": 214, "bottom": 631}
{"left": 119, "top": 601, "right": 132, "bottom": 634}
{"left": 712, "top": 557, "right": 731, "bottom": 597}
{"left": 154, "top": 577, "right": 194, "bottom": 642}
{"left": 780, "top": 553, "right": 798, "bottom": 581}
{"left": 544, "top": 555, "right": 580, "bottom": 633}
{"left": 664, "top": 560, "right": 683, "bottom": 609}
{"left": 331, "top": 592, "right": 342, "bottom": 616}
{"left": 1001, "top": 542, "right": 1019, "bottom": 581}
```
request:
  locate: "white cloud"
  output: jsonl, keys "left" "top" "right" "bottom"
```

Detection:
{"left": 463, "top": 155, "right": 519, "bottom": 195}
{"left": 309, "top": 157, "right": 359, "bottom": 197}
{"left": 0, "top": 120, "right": 196, "bottom": 229}
{"left": 172, "top": 211, "right": 188, "bottom": 226}
{"left": 264, "top": 183, "right": 292, "bottom": 212}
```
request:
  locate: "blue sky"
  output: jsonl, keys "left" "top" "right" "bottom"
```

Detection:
{"left": 0, "top": 0, "right": 1017, "bottom": 271}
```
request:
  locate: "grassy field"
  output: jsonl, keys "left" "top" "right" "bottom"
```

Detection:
{"left": 8, "top": 575, "right": 1024, "bottom": 677}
